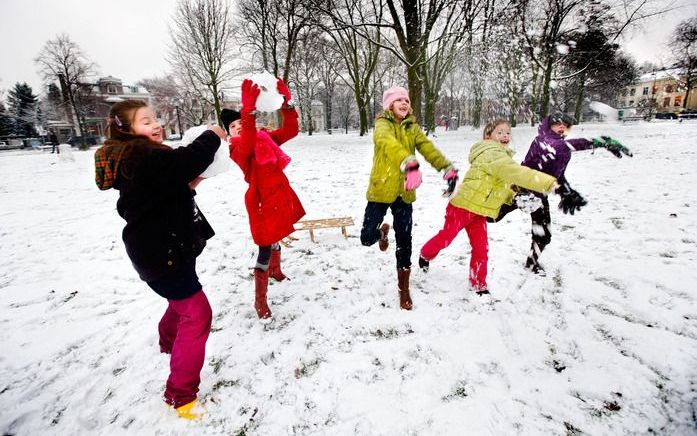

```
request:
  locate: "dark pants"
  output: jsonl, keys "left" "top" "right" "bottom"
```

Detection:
{"left": 490, "top": 195, "right": 551, "bottom": 268}
{"left": 255, "top": 243, "right": 280, "bottom": 270}
{"left": 527, "top": 196, "right": 551, "bottom": 267}
{"left": 360, "top": 197, "right": 413, "bottom": 269}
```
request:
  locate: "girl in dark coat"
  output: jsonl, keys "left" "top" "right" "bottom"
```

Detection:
{"left": 229, "top": 78, "right": 305, "bottom": 319}
{"left": 95, "top": 99, "right": 226, "bottom": 419}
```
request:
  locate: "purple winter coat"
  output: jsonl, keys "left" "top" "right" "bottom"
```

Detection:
{"left": 521, "top": 115, "right": 593, "bottom": 186}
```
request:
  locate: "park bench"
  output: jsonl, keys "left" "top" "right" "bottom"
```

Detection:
{"left": 621, "top": 115, "right": 645, "bottom": 123}
{"left": 293, "top": 217, "right": 355, "bottom": 242}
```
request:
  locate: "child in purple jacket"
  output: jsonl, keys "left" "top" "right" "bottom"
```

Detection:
{"left": 490, "top": 112, "right": 632, "bottom": 274}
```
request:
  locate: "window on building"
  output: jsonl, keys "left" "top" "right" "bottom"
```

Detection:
{"left": 630, "top": 88, "right": 636, "bottom": 96}
{"left": 663, "top": 97, "right": 671, "bottom": 107}
{"left": 665, "top": 84, "right": 674, "bottom": 93}
{"left": 642, "top": 87, "right": 649, "bottom": 95}
{"left": 675, "top": 96, "right": 682, "bottom": 107}
{"left": 107, "top": 85, "right": 117, "bottom": 94}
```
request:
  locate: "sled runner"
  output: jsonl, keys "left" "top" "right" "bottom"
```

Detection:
{"left": 294, "top": 217, "right": 354, "bottom": 242}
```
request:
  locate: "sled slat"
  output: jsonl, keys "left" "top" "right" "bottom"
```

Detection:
{"left": 294, "top": 217, "right": 354, "bottom": 242}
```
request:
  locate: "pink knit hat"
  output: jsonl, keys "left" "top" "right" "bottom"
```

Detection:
{"left": 382, "top": 86, "right": 410, "bottom": 110}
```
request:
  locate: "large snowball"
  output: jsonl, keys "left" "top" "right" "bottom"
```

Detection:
{"left": 248, "top": 70, "right": 284, "bottom": 112}
{"left": 180, "top": 125, "right": 230, "bottom": 178}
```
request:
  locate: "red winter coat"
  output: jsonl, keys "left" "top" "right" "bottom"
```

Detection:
{"left": 229, "top": 108, "right": 305, "bottom": 246}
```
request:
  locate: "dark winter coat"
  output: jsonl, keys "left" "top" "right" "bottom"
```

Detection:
{"left": 229, "top": 107, "right": 305, "bottom": 246}
{"left": 521, "top": 115, "right": 594, "bottom": 186}
{"left": 94, "top": 131, "right": 220, "bottom": 293}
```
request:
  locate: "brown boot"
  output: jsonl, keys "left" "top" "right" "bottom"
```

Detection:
{"left": 397, "top": 267, "right": 413, "bottom": 310}
{"left": 254, "top": 268, "right": 272, "bottom": 319}
{"left": 378, "top": 223, "right": 390, "bottom": 251}
{"left": 268, "top": 249, "right": 287, "bottom": 281}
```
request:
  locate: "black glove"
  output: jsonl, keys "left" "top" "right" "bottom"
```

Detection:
{"left": 592, "top": 136, "right": 633, "bottom": 158}
{"left": 556, "top": 183, "right": 587, "bottom": 215}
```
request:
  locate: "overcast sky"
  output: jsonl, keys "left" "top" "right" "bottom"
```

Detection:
{"left": 1, "top": 0, "right": 696, "bottom": 96}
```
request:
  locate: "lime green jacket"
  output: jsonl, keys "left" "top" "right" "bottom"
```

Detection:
{"left": 366, "top": 111, "right": 452, "bottom": 204}
{"left": 450, "top": 140, "right": 557, "bottom": 218}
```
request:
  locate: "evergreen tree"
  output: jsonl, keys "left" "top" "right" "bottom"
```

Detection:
{"left": 0, "top": 102, "right": 11, "bottom": 137}
{"left": 7, "top": 83, "right": 38, "bottom": 137}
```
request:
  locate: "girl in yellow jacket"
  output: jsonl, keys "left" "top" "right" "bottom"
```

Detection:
{"left": 361, "top": 86, "right": 458, "bottom": 310}
{"left": 419, "top": 119, "right": 557, "bottom": 294}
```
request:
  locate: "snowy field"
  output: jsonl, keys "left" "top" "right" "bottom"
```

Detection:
{"left": 1, "top": 120, "right": 697, "bottom": 435}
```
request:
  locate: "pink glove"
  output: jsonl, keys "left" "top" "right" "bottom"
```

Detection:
{"left": 404, "top": 162, "right": 422, "bottom": 191}
{"left": 443, "top": 167, "right": 458, "bottom": 181}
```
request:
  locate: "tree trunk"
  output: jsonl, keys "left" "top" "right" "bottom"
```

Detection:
{"left": 406, "top": 64, "right": 423, "bottom": 124}
{"left": 573, "top": 71, "right": 586, "bottom": 123}
{"left": 539, "top": 53, "right": 554, "bottom": 119}
{"left": 509, "top": 91, "right": 518, "bottom": 127}
{"left": 423, "top": 88, "right": 437, "bottom": 134}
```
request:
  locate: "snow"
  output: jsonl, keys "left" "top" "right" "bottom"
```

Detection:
{"left": 248, "top": 71, "right": 284, "bottom": 112}
{"left": 1, "top": 120, "right": 697, "bottom": 435}
{"left": 589, "top": 101, "right": 619, "bottom": 122}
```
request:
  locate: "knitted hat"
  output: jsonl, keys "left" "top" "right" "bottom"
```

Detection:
{"left": 549, "top": 112, "right": 574, "bottom": 127}
{"left": 220, "top": 108, "right": 241, "bottom": 134}
{"left": 382, "top": 86, "right": 410, "bottom": 111}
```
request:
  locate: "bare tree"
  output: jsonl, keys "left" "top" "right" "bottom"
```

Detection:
{"left": 138, "top": 76, "right": 185, "bottom": 136}
{"left": 312, "top": 0, "right": 384, "bottom": 135}
{"left": 289, "top": 28, "right": 324, "bottom": 135}
{"left": 237, "top": 0, "right": 312, "bottom": 82}
{"left": 671, "top": 15, "right": 697, "bottom": 109}
{"left": 519, "top": 0, "right": 667, "bottom": 121}
{"left": 169, "top": 0, "right": 235, "bottom": 123}
{"left": 34, "top": 33, "right": 97, "bottom": 149}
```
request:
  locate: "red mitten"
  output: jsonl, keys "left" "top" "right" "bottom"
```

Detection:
{"left": 276, "top": 77, "right": 293, "bottom": 107}
{"left": 241, "top": 79, "right": 260, "bottom": 113}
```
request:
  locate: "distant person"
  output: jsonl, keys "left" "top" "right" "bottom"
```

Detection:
{"left": 228, "top": 78, "right": 305, "bottom": 319}
{"left": 49, "top": 130, "right": 59, "bottom": 154}
{"left": 94, "top": 99, "right": 225, "bottom": 420}
{"left": 360, "top": 86, "right": 458, "bottom": 310}
{"left": 489, "top": 112, "right": 633, "bottom": 274}
{"left": 419, "top": 119, "right": 557, "bottom": 295}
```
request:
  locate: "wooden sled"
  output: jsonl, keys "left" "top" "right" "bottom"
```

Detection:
{"left": 294, "top": 217, "right": 355, "bottom": 242}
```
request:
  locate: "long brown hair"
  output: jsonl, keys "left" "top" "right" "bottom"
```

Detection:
{"left": 482, "top": 119, "right": 510, "bottom": 140}
{"left": 105, "top": 99, "right": 148, "bottom": 141}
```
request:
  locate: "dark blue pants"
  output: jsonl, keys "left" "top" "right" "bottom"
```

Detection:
{"left": 360, "top": 197, "right": 413, "bottom": 269}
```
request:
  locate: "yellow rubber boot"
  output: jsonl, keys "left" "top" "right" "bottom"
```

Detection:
{"left": 174, "top": 399, "right": 204, "bottom": 420}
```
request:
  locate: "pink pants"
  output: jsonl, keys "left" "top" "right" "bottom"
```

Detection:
{"left": 421, "top": 204, "right": 489, "bottom": 289}
{"left": 158, "top": 290, "right": 212, "bottom": 408}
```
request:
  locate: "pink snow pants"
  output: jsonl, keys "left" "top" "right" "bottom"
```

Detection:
{"left": 421, "top": 204, "right": 489, "bottom": 290}
{"left": 158, "top": 290, "right": 212, "bottom": 408}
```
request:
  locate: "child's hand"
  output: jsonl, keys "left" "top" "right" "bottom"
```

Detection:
{"left": 189, "top": 176, "right": 205, "bottom": 190}
{"left": 404, "top": 161, "right": 422, "bottom": 191}
{"left": 442, "top": 166, "right": 458, "bottom": 197}
{"left": 207, "top": 124, "right": 227, "bottom": 139}
{"left": 593, "top": 136, "right": 633, "bottom": 158}
{"left": 277, "top": 78, "right": 293, "bottom": 107}
{"left": 241, "top": 79, "right": 260, "bottom": 112}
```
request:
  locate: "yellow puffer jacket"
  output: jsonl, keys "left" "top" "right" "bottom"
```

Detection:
{"left": 450, "top": 140, "right": 556, "bottom": 218}
{"left": 366, "top": 111, "right": 452, "bottom": 204}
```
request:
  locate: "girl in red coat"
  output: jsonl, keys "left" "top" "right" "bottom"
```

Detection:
{"left": 229, "top": 78, "right": 305, "bottom": 319}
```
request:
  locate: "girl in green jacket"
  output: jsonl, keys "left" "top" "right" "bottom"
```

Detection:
{"left": 360, "top": 86, "right": 458, "bottom": 310}
{"left": 419, "top": 120, "right": 557, "bottom": 295}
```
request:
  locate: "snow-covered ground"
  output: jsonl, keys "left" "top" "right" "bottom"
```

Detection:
{"left": 1, "top": 120, "right": 696, "bottom": 435}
